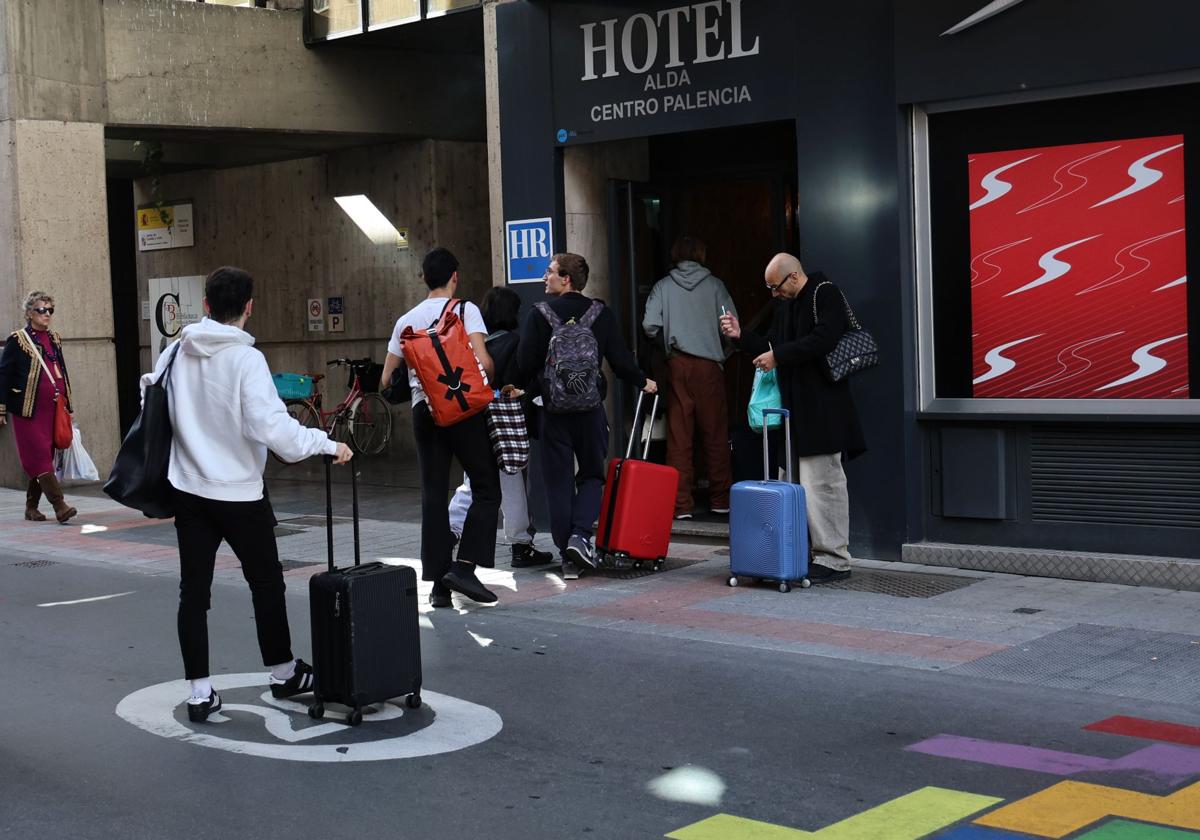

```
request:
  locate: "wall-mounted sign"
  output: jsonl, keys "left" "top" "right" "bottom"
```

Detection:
{"left": 137, "top": 202, "right": 195, "bottom": 252}
{"left": 149, "top": 275, "right": 205, "bottom": 366}
{"left": 506, "top": 217, "right": 555, "bottom": 284}
{"left": 308, "top": 298, "right": 325, "bottom": 332}
{"left": 550, "top": 0, "right": 797, "bottom": 145}
{"left": 326, "top": 296, "right": 345, "bottom": 332}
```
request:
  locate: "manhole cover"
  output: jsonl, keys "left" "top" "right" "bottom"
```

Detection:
{"left": 817, "top": 568, "right": 977, "bottom": 598}
{"left": 591, "top": 555, "right": 707, "bottom": 580}
{"left": 12, "top": 559, "right": 56, "bottom": 568}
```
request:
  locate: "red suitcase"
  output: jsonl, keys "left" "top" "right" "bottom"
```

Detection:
{"left": 596, "top": 393, "right": 678, "bottom": 571}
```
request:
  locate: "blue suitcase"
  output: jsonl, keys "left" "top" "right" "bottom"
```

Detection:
{"left": 728, "top": 408, "right": 810, "bottom": 592}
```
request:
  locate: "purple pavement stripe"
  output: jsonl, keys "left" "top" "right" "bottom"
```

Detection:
{"left": 909, "top": 734, "right": 1109, "bottom": 774}
{"left": 906, "top": 734, "right": 1200, "bottom": 788}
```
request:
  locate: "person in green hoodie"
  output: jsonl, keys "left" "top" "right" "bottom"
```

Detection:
{"left": 642, "top": 236, "right": 737, "bottom": 520}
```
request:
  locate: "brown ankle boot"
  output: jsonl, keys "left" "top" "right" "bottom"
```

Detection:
{"left": 24, "top": 479, "right": 46, "bottom": 521}
{"left": 36, "top": 472, "right": 77, "bottom": 524}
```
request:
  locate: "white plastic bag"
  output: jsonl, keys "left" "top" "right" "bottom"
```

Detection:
{"left": 56, "top": 423, "right": 100, "bottom": 481}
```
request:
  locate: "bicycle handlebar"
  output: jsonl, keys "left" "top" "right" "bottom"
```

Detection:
{"left": 327, "top": 357, "right": 374, "bottom": 367}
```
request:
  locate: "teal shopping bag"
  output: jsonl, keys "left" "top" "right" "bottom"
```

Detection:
{"left": 747, "top": 368, "right": 782, "bottom": 431}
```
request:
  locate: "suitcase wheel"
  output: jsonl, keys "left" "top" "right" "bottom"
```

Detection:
{"left": 347, "top": 707, "right": 363, "bottom": 727}
{"left": 653, "top": 558, "right": 665, "bottom": 572}
{"left": 727, "top": 575, "right": 739, "bottom": 588}
{"left": 308, "top": 703, "right": 324, "bottom": 720}
{"left": 405, "top": 693, "right": 422, "bottom": 710}
{"left": 800, "top": 578, "right": 811, "bottom": 589}
{"left": 779, "top": 581, "right": 792, "bottom": 593}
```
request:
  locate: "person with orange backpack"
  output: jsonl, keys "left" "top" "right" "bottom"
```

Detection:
{"left": 380, "top": 247, "right": 500, "bottom": 607}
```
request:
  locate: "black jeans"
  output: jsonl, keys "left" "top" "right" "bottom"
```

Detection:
{"left": 540, "top": 405, "right": 609, "bottom": 554}
{"left": 173, "top": 489, "right": 293, "bottom": 680}
{"left": 412, "top": 401, "right": 501, "bottom": 582}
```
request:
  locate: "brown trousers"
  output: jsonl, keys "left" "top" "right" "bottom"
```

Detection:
{"left": 666, "top": 354, "right": 732, "bottom": 513}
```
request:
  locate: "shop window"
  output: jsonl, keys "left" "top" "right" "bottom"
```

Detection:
{"left": 309, "top": 0, "right": 362, "bottom": 40}
{"left": 370, "top": 0, "right": 419, "bottom": 29}
{"left": 917, "top": 83, "right": 1199, "bottom": 415}
{"left": 426, "top": 0, "right": 480, "bottom": 17}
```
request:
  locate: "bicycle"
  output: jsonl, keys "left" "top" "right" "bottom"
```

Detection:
{"left": 278, "top": 358, "right": 393, "bottom": 458}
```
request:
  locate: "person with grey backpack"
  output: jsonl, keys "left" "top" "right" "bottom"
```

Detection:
{"left": 515, "top": 253, "right": 657, "bottom": 580}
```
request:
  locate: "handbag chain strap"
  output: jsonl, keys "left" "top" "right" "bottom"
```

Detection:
{"left": 811, "top": 281, "right": 862, "bottom": 332}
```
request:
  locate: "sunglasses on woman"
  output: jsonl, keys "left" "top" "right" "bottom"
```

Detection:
{"left": 32, "top": 307, "right": 55, "bottom": 315}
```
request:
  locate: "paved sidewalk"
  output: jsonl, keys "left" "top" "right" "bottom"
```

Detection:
{"left": 5, "top": 482, "right": 1199, "bottom": 707}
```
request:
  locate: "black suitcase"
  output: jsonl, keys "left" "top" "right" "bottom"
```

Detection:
{"left": 308, "top": 459, "right": 422, "bottom": 726}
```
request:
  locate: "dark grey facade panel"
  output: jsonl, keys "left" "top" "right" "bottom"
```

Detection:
{"left": 894, "top": 0, "right": 1200, "bottom": 105}
{"left": 497, "top": 0, "right": 906, "bottom": 560}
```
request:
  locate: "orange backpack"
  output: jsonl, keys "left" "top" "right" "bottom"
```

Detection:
{"left": 401, "top": 299, "right": 492, "bottom": 427}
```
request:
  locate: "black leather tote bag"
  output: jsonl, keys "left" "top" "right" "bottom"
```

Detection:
{"left": 103, "top": 344, "right": 181, "bottom": 518}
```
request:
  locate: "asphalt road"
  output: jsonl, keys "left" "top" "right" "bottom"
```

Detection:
{"left": 2, "top": 556, "right": 1197, "bottom": 839}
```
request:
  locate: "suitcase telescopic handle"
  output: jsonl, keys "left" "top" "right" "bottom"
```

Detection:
{"left": 351, "top": 461, "right": 360, "bottom": 567}
{"left": 323, "top": 454, "right": 362, "bottom": 571}
{"left": 761, "top": 408, "right": 793, "bottom": 483}
{"left": 325, "top": 455, "right": 335, "bottom": 573}
{"left": 624, "top": 390, "right": 661, "bottom": 461}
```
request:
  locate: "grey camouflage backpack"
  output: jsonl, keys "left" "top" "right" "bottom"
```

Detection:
{"left": 535, "top": 299, "right": 604, "bottom": 412}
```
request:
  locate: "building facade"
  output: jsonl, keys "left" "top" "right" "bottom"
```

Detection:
{"left": 0, "top": 0, "right": 1195, "bottom": 587}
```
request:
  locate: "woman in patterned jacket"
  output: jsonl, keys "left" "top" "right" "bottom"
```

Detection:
{"left": 0, "top": 291, "right": 77, "bottom": 523}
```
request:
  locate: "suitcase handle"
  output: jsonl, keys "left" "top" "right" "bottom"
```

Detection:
{"left": 761, "top": 408, "right": 792, "bottom": 483}
{"left": 624, "top": 391, "right": 660, "bottom": 461}
{"left": 324, "top": 455, "right": 361, "bottom": 572}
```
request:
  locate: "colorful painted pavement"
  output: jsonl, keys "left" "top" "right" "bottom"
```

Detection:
{"left": 667, "top": 716, "right": 1200, "bottom": 839}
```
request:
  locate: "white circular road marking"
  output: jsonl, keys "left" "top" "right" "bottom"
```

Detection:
{"left": 116, "top": 673, "right": 503, "bottom": 762}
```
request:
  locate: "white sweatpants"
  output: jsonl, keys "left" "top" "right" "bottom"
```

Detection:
{"left": 449, "top": 468, "right": 534, "bottom": 545}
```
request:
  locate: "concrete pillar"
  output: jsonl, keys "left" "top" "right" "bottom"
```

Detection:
{"left": 483, "top": 0, "right": 511, "bottom": 287}
{"left": 0, "top": 120, "right": 118, "bottom": 487}
{"left": 0, "top": 0, "right": 117, "bottom": 488}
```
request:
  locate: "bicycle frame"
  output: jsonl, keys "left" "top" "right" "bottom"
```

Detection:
{"left": 296, "top": 369, "right": 365, "bottom": 435}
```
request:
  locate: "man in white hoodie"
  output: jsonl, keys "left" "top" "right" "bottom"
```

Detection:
{"left": 643, "top": 236, "right": 737, "bottom": 521}
{"left": 143, "top": 266, "right": 352, "bottom": 722}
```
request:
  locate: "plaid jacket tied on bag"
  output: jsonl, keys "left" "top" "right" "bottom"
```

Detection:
{"left": 486, "top": 394, "right": 529, "bottom": 474}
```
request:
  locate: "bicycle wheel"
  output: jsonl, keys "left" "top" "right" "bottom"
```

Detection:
{"left": 349, "top": 393, "right": 393, "bottom": 455}
{"left": 271, "top": 401, "right": 319, "bottom": 463}
{"left": 288, "top": 401, "right": 319, "bottom": 428}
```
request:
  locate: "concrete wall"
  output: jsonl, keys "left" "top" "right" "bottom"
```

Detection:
{"left": 0, "top": 0, "right": 107, "bottom": 124}
{"left": 132, "top": 138, "right": 491, "bottom": 456}
{"left": 104, "top": 0, "right": 486, "bottom": 140}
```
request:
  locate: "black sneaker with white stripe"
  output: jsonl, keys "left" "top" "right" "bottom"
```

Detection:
{"left": 269, "top": 659, "right": 315, "bottom": 699}
{"left": 187, "top": 690, "right": 222, "bottom": 723}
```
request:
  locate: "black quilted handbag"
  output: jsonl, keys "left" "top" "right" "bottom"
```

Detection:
{"left": 812, "top": 281, "right": 879, "bottom": 383}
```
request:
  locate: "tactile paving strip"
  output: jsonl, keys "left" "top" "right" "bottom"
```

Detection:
{"left": 950, "top": 623, "right": 1200, "bottom": 705}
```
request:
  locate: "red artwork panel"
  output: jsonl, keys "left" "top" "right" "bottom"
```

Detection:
{"left": 969, "top": 134, "right": 1188, "bottom": 398}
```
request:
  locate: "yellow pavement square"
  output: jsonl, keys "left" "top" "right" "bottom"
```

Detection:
{"left": 666, "top": 786, "right": 1004, "bottom": 840}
